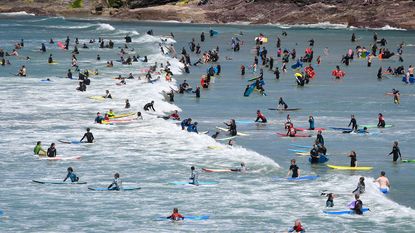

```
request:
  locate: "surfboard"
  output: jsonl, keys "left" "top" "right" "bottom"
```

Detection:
{"left": 155, "top": 215, "right": 209, "bottom": 221}
{"left": 295, "top": 127, "right": 325, "bottom": 131}
{"left": 216, "top": 136, "right": 237, "bottom": 141}
{"left": 330, "top": 127, "right": 352, "bottom": 131}
{"left": 309, "top": 155, "right": 329, "bottom": 163}
{"left": 402, "top": 160, "right": 415, "bottom": 163}
{"left": 216, "top": 126, "right": 249, "bottom": 136}
{"left": 323, "top": 208, "right": 369, "bottom": 215}
{"left": 88, "top": 186, "right": 141, "bottom": 191}
{"left": 169, "top": 181, "right": 219, "bottom": 186}
{"left": 296, "top": 152, "right": 310, "bottom": 156}
{"left": 110, "top": 112, "right": 135, "bottom": 119}
{"left": 326, "top": 164, "right": 373, "bottom": 170}
{"left": 288, "top": 149, "right": 308, "bottom": 153}
{"left": 88, "top": 96, "right": 105, "bottom": 101}
{"left": 37, "top": 155, "right": 81, "bottom": 161}
{"left": 359, "top": 124, "right": 393, "bottom": 129}
{"left": 286, "top": 175, "right": 319, "bottom": 181}
{"left": 58, "top": 139, "right": 81, "bottom": 144}
{"left": 32, "top": 179, "right": 87, "bottom": 184}
{"left": 289, "top": 144, "right": 312, "bottom": 149}
{"left": 268, "top": 108, "right": 301, "bottom": 111}
{"left": 202, "top": 168, "right": 233, "bottom": 173}
{"left": 276, "top": 133, "right": 311, "bottom": 137}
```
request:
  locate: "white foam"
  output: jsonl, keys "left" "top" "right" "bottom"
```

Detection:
{"left": 0, "top": 11, "right": 35, "bottom": 16}
{"left": 96, "top": 23, "right": 115, "bottom": 31}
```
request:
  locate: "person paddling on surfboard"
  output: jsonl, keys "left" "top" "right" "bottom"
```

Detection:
{"left": 167, "top": 208, "right": 184, "bottom": 221}
{"left": 95, "top": 112, "right": 104, "bottom": 124}
{"left": 108, "top": 173, "right": 122, "bottom": 190}
{"left": 189, "top": 166, "right": 199, "bottom": 185}
{"left": 103, "top": 90, "right": 112, "bottom": 99}
{"left": 34, "top": 141, "right": 46, "bottom": 156}
{"left": 287, "top": 159, "right": 300, "bottom": 178}
{"left": 347, "top": 194, "right": 363, "bottom": 215}
{"left": 63, "top": 167, "right": 79, "bottom": 183}
{"left": 230, "top": 162, "right": 246, "bottom": 172}
{"left": 388, "top": 141, "right": 402, "bottom": 162}
{"left": 286, "top": 124, "right": 296, "bottom": 137}
{"left": 288, "top": 219, "right": 305, "bottom": 233}
{"left": 80, "top": 128, "right": 94, "bottom": 143}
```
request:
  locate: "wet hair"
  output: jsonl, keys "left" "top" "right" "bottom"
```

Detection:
{"left": 67, "top": 167, "right": 73, "bottom": 172}
{"left": 37, "top": 141, "right": 41, "bottom": 145}
{"left": 114, "top": 173, "right": 120, "bottom": 178}
{"left": 86, "top": 128, "right": 90, "bottom": 131}
{"left": 173, "top": 208, "right": 178, "bottom": 213}
{"left": 191, "top": 166, "right": 195, "bottom": 170}
{"left": 381, "top": 171, "right": 386, "bottom": 176}
{"left": 291, "top": 159, "right": 296, "bottom": 163}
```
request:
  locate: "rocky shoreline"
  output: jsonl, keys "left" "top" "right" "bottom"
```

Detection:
{"left": 1, "top": 0, "right": 415, "bottom": 29}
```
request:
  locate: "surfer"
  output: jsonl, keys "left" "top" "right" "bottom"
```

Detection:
{"left": 288, "top": 219, "right": 305, "bottom": 233}
{"left": 107, "top": 109, "right": 115, "bottom": 118}
{"left": 308, "top": 115, "right": 315, "bottom": 130}
{"left": 231, "top": 162, "right": 247, "bottom": 172}
{"left": 325, "top": 193, "right": 335, "bottom": 207}
{"left": 211, "top": 131, "right": 220, "bottom": 139}
{"left": 48, "top": 54, "right": 53, "bottom": 64}
{"left": 95, "top": 112, "right": 104, "bottom": 124}
{"left": 63, "top": 167, "right": 79, "bottom": 182}
{"left": 377, "top": 113, "right": 385, "bottom": 128}
{"left": 167, "top": 208, "right": 184, "bottom": 221}
{"left": 309, "top": 144, "right": 320, "bottom": 163}
{"left": 287, "top": 159, "right": 300, "bottom": 178}
{"left": 34, "top": 141, "right": 46, "bottom": 156}
{"left": 224, "top": 119, "right": 237, "bottom": 136}
{"left": 286, "top": 124, "right": 296, "bottom": 137}
{"left": 348, "top": 194, "right": 363, "bottom": 215}
{"left": 388, "top": 141, "right": 402, "bottom": 162}
{"left": 143, "top": 101, "right": 155, "bottom": 111}
{"left": 352, "top": 177, "right": 365, "bottom": 194}
{"left": 47, "top": 143, "right": 57, "bottom": 157}
{"left": 348, "top": 151, "right": 357, "bottom": 167}
{"left": 278, "top": 97, "right": 288, "bottom": 109}
{"left": 181, "top": 118, "right": 192, "bottom": 130}
{"left": 189, "top": 166, "right": 199, "bottom": 185}
{"left": 374, "top": 171, "right": 391, "bottom": 192}
{"left": 17, "top": 65, "right": 26, "bottom": 77}
{"left": 348, "top": 114, "right": 358, "bottom": 131}
{"left": 125, "top": 99, "right": 130, "bottom": 109}
{"left": 103, "top": 90, "right": 112, "bottom": 99}
{"left": 167, "top": 110, "right": 180, "bottom": 120}
{"left": 108, "top": 173, "right": 122, "bottom": 190}
{"left": 255, "top": 110, "right": 267, "bottom": 123}
{"left": 187, "top": 122, "right": 199, "bottom": 133}
{"left": 80, "top": 128, "right": 94, "bottom": 143}
{"left": 392, "top": 89, "right": 400, "bottom": 104}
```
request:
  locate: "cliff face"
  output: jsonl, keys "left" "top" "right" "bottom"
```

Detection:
{"left": 1, "top": 0, "right": 415, "bottom": 29}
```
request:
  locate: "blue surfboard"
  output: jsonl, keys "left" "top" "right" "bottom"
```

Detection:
{"left": 309, "top": 155, "right": 329, "bottom": 163}
{"left": 88, "top": 186, "right": 141, "bottom": 191}
{"left": 170, "top": 181, "right": 218, "bottom": 186}
{"left": 155, "top": 215, "right": 209, "bottom": 221}
{"left": 323, "top": 208, "right": 369, "bottom": 215}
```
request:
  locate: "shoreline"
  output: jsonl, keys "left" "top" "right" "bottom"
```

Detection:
{"left": 1, "top": 1, "right": 415, "bottom": 30}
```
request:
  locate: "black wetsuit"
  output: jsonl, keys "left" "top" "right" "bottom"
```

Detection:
{"left": 47, "top": 147, "right": 56, "bottom": 157}
{"left": 81, "top": 132, "right": 94, "bottom": 143}
{"left": 316, "top": 134, "right": 324, "bottom": 145}
{"left": 310, "top": 148, "right": 319, "bottom": 163}
{"left": 389, "top": 145, "right": 401, "bottom": 161}
{"left": 289, "top": 164, "right": 299, "bottom": 178}
{"left": 225, "top": 123, "right": 237, "bottom": 136}
{"left": 348, "top": 118, "right": 357, "bottom": 131}
{"left": 143, "top": 103, "right": 155, "bottom": 111}
{"left": 350, "top": 154, "right": 357, "bottom": 167}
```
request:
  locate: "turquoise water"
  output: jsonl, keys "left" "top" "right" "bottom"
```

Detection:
{"left": 1, "top": 13, "right": 415, "bottom": 232}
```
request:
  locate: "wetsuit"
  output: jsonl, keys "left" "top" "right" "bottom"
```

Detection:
{"left": 309, "top": 118, "right": 315, "bottom": 130}
{"left": 389, "top": 145, "right": 401, "bottom": 161}
{"left": 278, "top": 99, "right": 288, "bottom": 109}
{"left": 64, "top": 172, "right": 79, "bottom": 182}
{"left": 225, "top": 122, "right": 237, "bottom": 136}
{"left": 104, "top": 93, "right": 112, "bottom": 99}
{"left": 95, "top": 115, "right": 104, "bottom": 124}
{"left": 34, "top": 145, "right": 45, "bottom": 155}
{"left": 47, "top": 147, "right": 56, "bottom": 157}
{"left": 310, "top": 148, "right": 319, "bottom": 163}
{"left": 326, "top": 193, "right": 334, "bottom": 207}
{"left": 143, "top": 103, "right": 155, "bottom": 111}
{"left": 80, "top": 132, "right": 94, "bottom": 143}
{"left": 349, "top": 153, "right": 357, "bottom": 167}
{"left": 287, "top": 127, "right": 296, "bottom": 137}
{"left": 348, "top": 118, "right": 357, "bottom": 131}
{"left": 352, "top": 182, "right": 365, "bottom": 194}
{"left": 316, "top": 134, "right": 324, "bottom": 146}
{"left": 289, "top": 164, "right": 299, "bottom": 178}
{"left": 187, "top": 124, "right": 198, "bottom": 133}
{"left": 353, "top": 200, "right": 363, "bottom": 215}
{"left": 108, "top": 178, "right": 122, "bottom": 190}
{"left": 181, "top": 119, "right": 191, "bottom": 130}
{"left": 255, "top": 112, "right": 267, "bottom": 123}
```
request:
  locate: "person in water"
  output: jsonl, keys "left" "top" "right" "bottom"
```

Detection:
{"left": 47, "top": 143, "right": 57, "bottom": 157}
{"left": 34, "top": 141, "right": 46, "bottom": 156}
{"left": 325, "top": 193, "right": 335, "bottom": 207}
{"left": 288, "top": 219, "right": 305, "bottom": 233}
{"left": 278, "top": 97, "right": 288, "bottom": 109}
{"left": 308, "top": 115, "right": 314, "bottom": 130}
{"left": 95, "top": 112, "right": 104, "bottom": 124}
{"left": 348, "top": 194, "right": 363, "bottom": 215}
{"left": 136, "top": 112, "right": 143, "bottom": 120}
{"left": 108, "top": 173, "right": 122, "bottom": 190}
{"left": 286, "top": 124, "right": 296, "bottom": 137}
{"left": 352, "top": 177, "right": 365, "bottom": 194}
{"left": 143, "top": 101, "right": 155, "bottom": 111}
{"left": 103, "top": 90, "right": 112, "bottom": 99}
{"left": 255, "top": 110, "right": 267, "bottom": 123}
{"left": 125, "top": 99, "right": 130, "bottom": 109}
{"left": 181, "top": 118, "right": 192, "bottom": 130}
{"left": 18, "top": 65, "right": 27, "bottom": 77}
{"left": 388, "top": 141, "right": 402, "bottom": 162}
{"left": 348, "top": 150, "right": 357, "bottom": 167}
{"left": 348, "top": 114, "right": 358, "bottom": 131}
{"left": 107, "top": 109, "right": 115, "bottom": 118}
{"left": 287, "top": 159, "right": 300, "bottom": 178}
{"left": 231, "top": 162, "right": 247, "bottom": 172}
{"left": 80, "top": 128, "right": 94, "bottom": 143}
{"left": 309, "top": 144, "right": 320, "bottom": 163}
{"left": 63, "top": 167, "right": 79, "bottom": 182}
{"left": 377, "top": 113, "right": 385, "bottom": 128}
{"left": 167, "top": 208, "right": 184, "bottom": 221}
{"left": 224, "top": 119, "right": 237, "bottom": 136}
{"left": 187, "top": 122, "right": 199, "bottom": 133}
{"left": 316, "top": 130, "right": 324, "bottom": 145}
{"left": 189, "top": 166, "right": 199, "bottom": 185}
{"left": 392, "top": 89, "right": 400, "bottom": 104}
{"left": 374, "top": 171, "right": 391, "bottom": 193}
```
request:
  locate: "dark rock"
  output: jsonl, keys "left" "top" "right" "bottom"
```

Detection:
{"left": 127, "top": 0, "right": 179, "bottom": 9}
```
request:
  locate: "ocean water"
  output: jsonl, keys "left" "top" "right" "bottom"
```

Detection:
{"left": 0, "top": 13, "right": 415, "bottom": 232}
